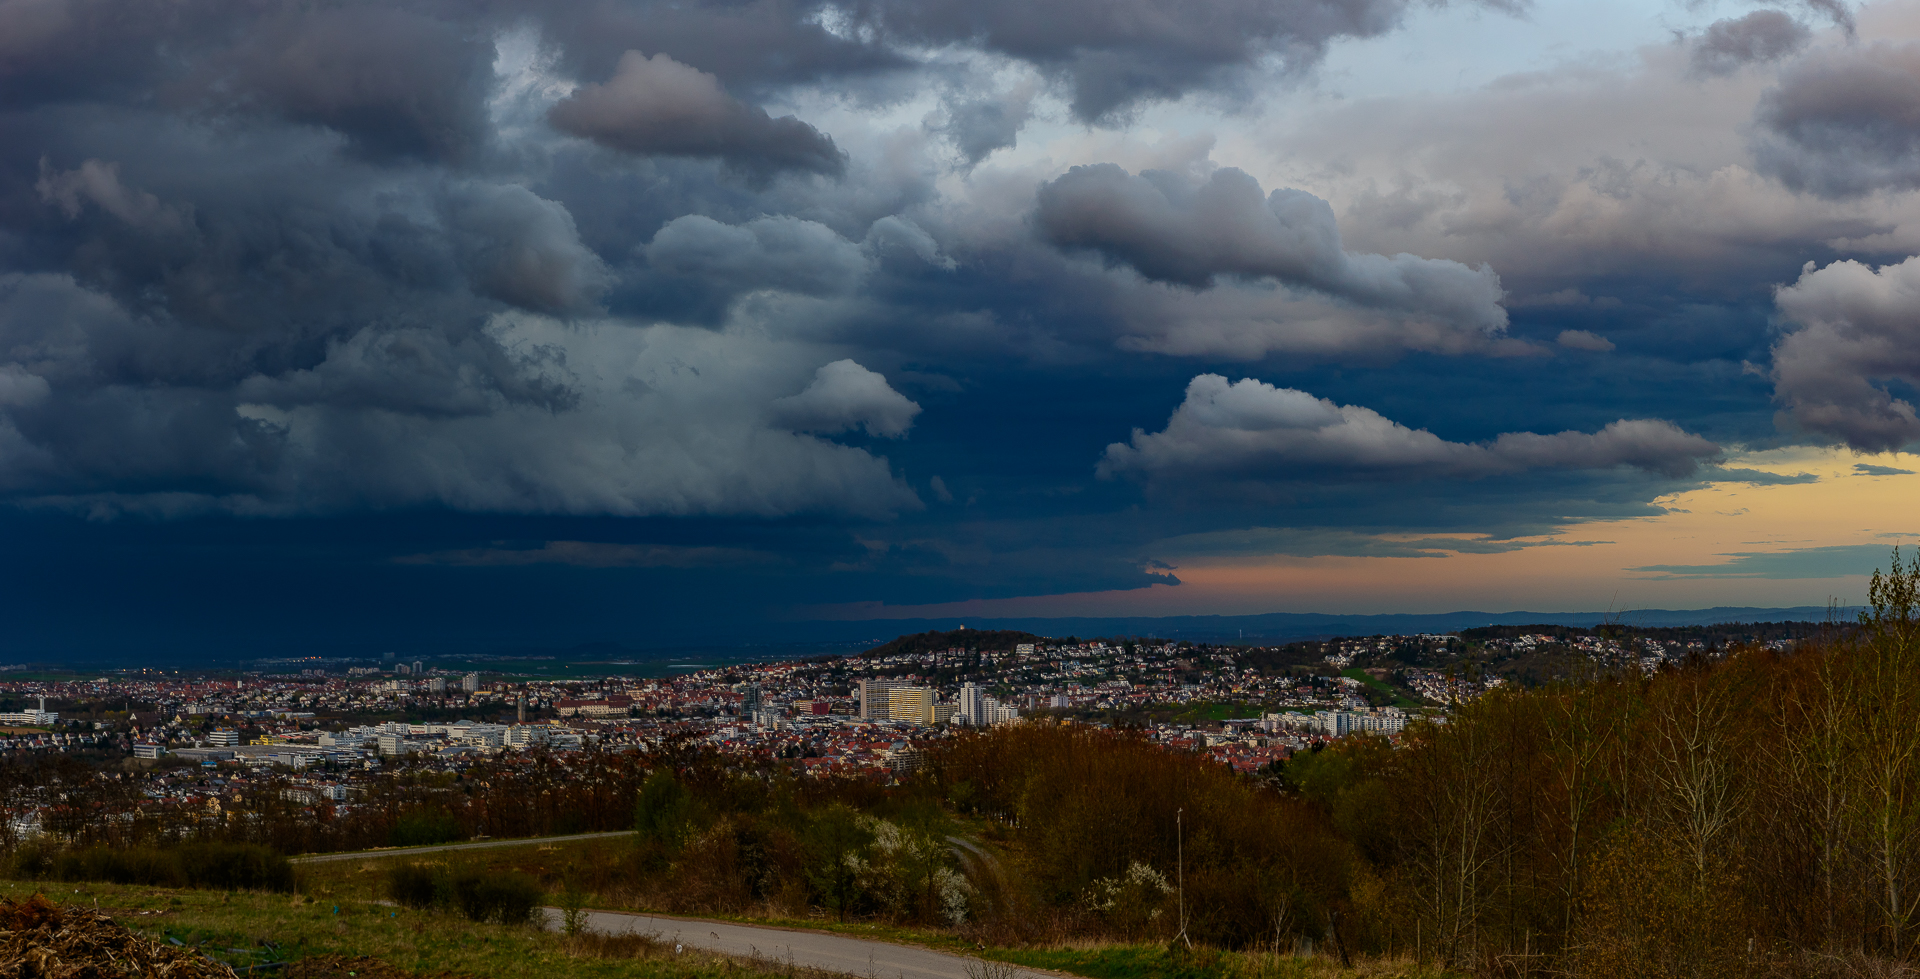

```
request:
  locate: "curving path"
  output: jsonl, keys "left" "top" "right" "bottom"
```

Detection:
{"left": 539, "top": 908, "right": 1055, "bottom": 979}
{"left": 289, "top": 831, "right": 636, "bottom": 864}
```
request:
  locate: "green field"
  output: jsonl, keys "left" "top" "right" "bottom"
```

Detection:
{"left": 0, "top": 879, "right": 833, "bottom": 979}
{"left": 1339, "top": 669, "right": 1420, "bottom": 709}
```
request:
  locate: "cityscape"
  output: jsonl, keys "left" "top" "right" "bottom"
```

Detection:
{"left": 0, "top": 620, "right": 1825, "bottom": 842}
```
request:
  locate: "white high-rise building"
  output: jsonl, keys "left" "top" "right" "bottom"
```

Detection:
{"left": 958, "top": 683, "right": 985, "bottom": 726}
{"left": 462, "top": 673, "right": 480, "bottom": 693}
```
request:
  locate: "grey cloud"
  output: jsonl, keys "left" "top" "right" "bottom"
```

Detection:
{"left": 1035, "top": 165, "right": 1507, "bottom": 335}
{"left": 770, "top": 359, "right": 921, "bottom": 438}
{"left": 939, "top": 80, "right": 1040, "bottom": 164}
{"left": 645, "top": 215, "right": 870, "bottom": 296}
{"left": 520, "top": 0, "right": 906, "bottom": 94}
{"left": 0, "top": 364, "right": 50, "bottom": 407}
{"left": 1556, "top": 329, "right": 1615, "bottom": 352}
{"left": 1099, "top": 374, "right": 1721, "bottom": 484}
{"left": 234, "top": 325, "right": 579, "bottom": 418}
{"left": 1855, "top": 463, "right": 1915, "bottom": 475}
{"left": 1151, "top": 525, "right": 1607, "bottom": 559}
{"left": 1270, "top": 48, "right": 1889, "bottom": 308}
{"left": 548, "top": 51, "right": 846, "bottom": 179}
{"left": 219, "top": 6, "right": 496, "bottom": 164}
{"left": 1706, "top": 467, "right": 1819, "bottom": 484}
{"left": 844, "top": 0, "right": 1518, "bottom": 123}
{"left": 0, "top": 0, "right": 229, "bottom": 106}
{"left": 0, "top": 308, "right": 925, "bottom": 518}
{"left": 1754, "top": 42, "right": 1920, "bottom": 197}
{"left": 0, "top": 0, "right": 497, "bottom": 164}
{"left": 1631, "top": 543, "right": 1888, "bottom": 579}
{"left": 1689, "top": 11, "right": 1810, "bottom": 78}
{"left": 439, "top": 183, "right": 611, "bottom": 316}
{"left": 36, "top": 159, "right": 193, "bottom": 234}
{"left": 1771, "top": 256, "right": 1920, "bottom": 451}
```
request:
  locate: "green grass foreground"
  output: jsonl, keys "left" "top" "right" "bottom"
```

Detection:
{"left": 0, "top": 879, "right": 834, "bottom": 979}
{"left": 988, "top": 943, "right": 1452, "bottom": 979}
{"left": 288, "top": 843, "right": 1460, "bottom": 979}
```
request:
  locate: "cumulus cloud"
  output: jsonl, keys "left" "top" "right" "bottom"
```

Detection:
{"left": 846, "top": 0, "right": 1521, "bottom": 123}
{"left": 1689, "top": 10, "right": 1811, "bottom": 77}
{"left": 548, "top": 51, "right": 846, "bottom": 179}
{"left": 1099, "top": 374, "right": 1721, "bottom": 484}
{"left": 645, "top": 215, "right": 870, "bottom": 296}
{"left": 1771, "top": 255, "right": 1920, "bottom": 451}
{"left": 220, "top": 6, "right": 497, "bottom": 164}
{"left": 938, "top": 79, "right": 1041, "bottom": 164}
{"left": 1109, "top": 282, "right": 1535, "bottom": 360}
{"left": 1754, "top": 42, "right": 1920, "bottom": 197}
{"left": 439, "top": 183, "right": 611, "bottom": 316}
{"left": 1035, "top": 165, "right": 1507, "bottom": 335}
{"left": 1261, "top": 43, "right": 1893, "bottom": 312}
{"left": 770, "top": 360, "right": 921, "bottom": 438}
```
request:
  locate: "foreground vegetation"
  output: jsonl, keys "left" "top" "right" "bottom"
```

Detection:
{"left": 0, "top": 879, "right": 852, "bottom": 979}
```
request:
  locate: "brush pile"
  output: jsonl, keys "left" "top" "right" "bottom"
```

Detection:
{"left": 0, "top": 895, "right": 238, "bottom": 978}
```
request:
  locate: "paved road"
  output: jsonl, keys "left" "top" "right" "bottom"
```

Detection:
{"left": 289, "top": 831, "right": 636, "bottom": 864}
{"left": 541, "top": 908, "right": 1050, "bottom": 979}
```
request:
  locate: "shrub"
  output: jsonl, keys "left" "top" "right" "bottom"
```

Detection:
{"left": 449, "top": 869, "right": 542, "bottom": 924}
{"left": 178, "top": 843, "right": 295, "bottom": 892}
{"left": 386, "top": 862, "right": 439, "bottom": 910}
{"left": 24, "top": 843, "right": 292, "bottom": 893}
{"left": 390, "top": 809, "right": 462, "bottom": 847}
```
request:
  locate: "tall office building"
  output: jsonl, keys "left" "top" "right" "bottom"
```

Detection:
{"left": 886, "top": 687, "right": 934, "bottom": 726}
{"left": 859, "top": 679, "right": 908, "bottom": 720}
{"left": 733, "top": 682, "right": 763, "bottom": 715}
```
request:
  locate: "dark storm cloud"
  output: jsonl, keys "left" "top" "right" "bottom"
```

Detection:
{"left": 1689, "top": 10, "right": 1811, "bottom": 77}
{"left": 517, "top": 0, "right": 906, "bottom": 93}
{"left": 438, "top": 182, "right": 611, "bottom": 316}
{"left": 1754, "top": 42, "right": 1920, "bottom": 197}
{"left": 843, "top": 0, "right": 1521, "bottom": 123}
{"left": 218, "top": 6, "right": 498, "bottom": 165}
{"left": 1034, "top": 165, "right": 1507, "bottom": 333}
{"left": 0, "top": 0, "right": 498, "bottom": 166}
{"left": 0, "top": 0, "right": 1894, "bottom": 652}
{"left": 547, "top": 52, "right": 847, "bottom": 179}
{"left": 0, "top": 42, "right": 914, "bottom": 521}
{"left": 0, "top": 0, "right": 227, "bottom": 106}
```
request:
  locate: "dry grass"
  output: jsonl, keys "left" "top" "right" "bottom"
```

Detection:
{"left": 0, "top": 880, "right": 844, "bottom": 979}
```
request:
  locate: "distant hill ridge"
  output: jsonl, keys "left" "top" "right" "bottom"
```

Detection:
{"left": 830, "top": 606, "right": 1860, "bottom": 645}
{"left": 861, "top": 628, "right": 1046, "bottom": 658}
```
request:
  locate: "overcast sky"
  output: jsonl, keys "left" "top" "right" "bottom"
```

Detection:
{"left": 3, "top": 0, "right": 1917, "bottom": 657}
